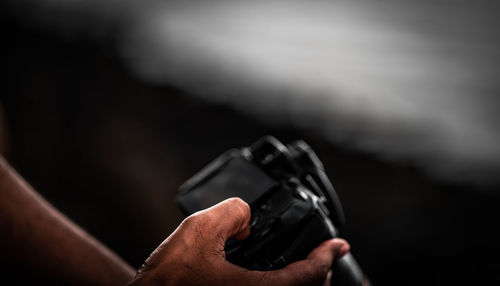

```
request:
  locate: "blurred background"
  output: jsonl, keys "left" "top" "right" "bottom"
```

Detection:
{"left": 1, "top": 0, "right": 500, "bottom": 285}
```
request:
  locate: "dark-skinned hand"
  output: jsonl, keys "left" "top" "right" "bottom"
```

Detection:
{"left": 127, "top": 198, "right": 350, "bottom": 286}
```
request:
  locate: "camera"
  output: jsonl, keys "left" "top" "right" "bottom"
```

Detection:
{"left": 178, "top": 136, "right": 369, "bottom": 286}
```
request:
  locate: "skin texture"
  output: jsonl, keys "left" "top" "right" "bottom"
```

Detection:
{"left": 0, "top": 152, "right": 349, "bottom": 285}
{"left": 128, "top": 198, "right": 350, "bottom": 286}
{"left": 0, "top": 156, "right": 136, "bottom": 285}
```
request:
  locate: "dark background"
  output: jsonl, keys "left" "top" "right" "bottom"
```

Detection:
{"left": 2, "top": 5, "right": 500, "bottom": 286}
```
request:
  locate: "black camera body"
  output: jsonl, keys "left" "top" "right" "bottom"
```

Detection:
{"left": 178, "top": 137, "right": 368, "bottom": 286}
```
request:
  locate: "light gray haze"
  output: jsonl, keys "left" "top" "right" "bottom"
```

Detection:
{"left": 8, "top": 0, "right": 500, "bottom": 186}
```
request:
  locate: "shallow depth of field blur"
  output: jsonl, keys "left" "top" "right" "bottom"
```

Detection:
{"left": 1, "top": 0, "right": 500, "bottom": 285}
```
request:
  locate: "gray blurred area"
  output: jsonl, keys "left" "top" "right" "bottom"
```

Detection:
{"left": 1, "top": 0, "right": 500, "bottom": 285}
{"left": 122, "top": 0, "right": 500, "bottom": 185}
{"left": 7, "top": 0, "right": 500, "bottom": 184}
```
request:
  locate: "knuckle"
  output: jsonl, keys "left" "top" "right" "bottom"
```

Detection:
{"left": 316, "top": 262, "right": 330, "bottom": 277}
{"left": 182, "top": 214, "right": 199, "bottom": 227}
{"left": 255, "top": 271, "right": 272, "bottom": 286}
{"left": 182, "top": 212, "right": 208, "bottom": 229}
{"left": 303, "top": 263, "right": 317, "bottom": 279}
{"left": 227, "top": 197, "right": 247, "bottom": 207}
{"left": 226, "top": 197, "right": 250, "bottom": 216}
{"left": 302, "top": 260, "right": 329, "bottom": 284}
{"left": 180, "top": 214, "right": 209, "bottom": 245}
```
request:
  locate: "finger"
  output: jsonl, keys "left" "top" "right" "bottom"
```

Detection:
{"left": 261, "top": 239, "right": 349, "bottom": 286}
{"left": 307, "top": 238, "right": 350, "bottom": 263}
{"left": 187, "top": 197, "right": 251, "bottom": 242}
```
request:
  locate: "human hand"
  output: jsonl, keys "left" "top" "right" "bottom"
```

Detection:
{"left": 127, "top": 198, "right": 350, "bottom": 286}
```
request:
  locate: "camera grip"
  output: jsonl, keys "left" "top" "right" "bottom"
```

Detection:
{"left": 331, "top": 253, "right": 370, "bottom": 286}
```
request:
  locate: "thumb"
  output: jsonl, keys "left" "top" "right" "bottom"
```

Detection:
{"left": 187, "top": 197, "right": 251, "bottom": 244}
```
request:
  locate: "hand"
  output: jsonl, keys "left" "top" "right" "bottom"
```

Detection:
{"left": 127, "top": 198, "right": 350, "bottom": 286}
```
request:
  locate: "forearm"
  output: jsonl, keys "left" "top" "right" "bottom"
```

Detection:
{"left": 0, "top": 156, "right": 135, "bottom": 285}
